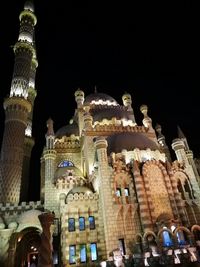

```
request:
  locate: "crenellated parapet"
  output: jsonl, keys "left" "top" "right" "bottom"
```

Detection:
{"left": 0, "top": 201, "right": 43, "bottom": 216}
{"left": 3, "top": 97, "right": 31, "bottom": 124}
{"left": 87, "top": 124, "right": 147, "bottom": 136}
{"left": 67, "top": 192, "right": 98, "bottom": 203}
{"left": 55, "top": 136, "right": 80, "bottom": 152}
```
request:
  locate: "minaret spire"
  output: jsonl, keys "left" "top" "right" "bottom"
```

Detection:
{"left": 0, "top": 2, "right": 37, "bottom": 204}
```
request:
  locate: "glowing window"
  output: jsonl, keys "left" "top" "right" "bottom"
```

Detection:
{"left": 124, "top": 188, "right": 130, "bottom": 196}
{"left": 88, "top": 216, "right": 95, "bottom": 230}
{"left": 162, "top": 230, "right": 173, "bottom": 247}
{"left": 79, "top": 217, "right": 85, "bottom": 231}
{"left": 90, "top": 243, "right": 98, "bottom": 261}
{"left": 116, "top": 188, "right": 121, "bottom": 197}
{"left": 69, "top": 245, "right": 76, "bottom": 264}
{"left": 58, "top": 160, "right": 74, "bottom": 167}
{"left": 68, "top": 218, "right": 75, "bottom": 232}
{"left": 80, "top": 244, "right": 87, "bottom": 263}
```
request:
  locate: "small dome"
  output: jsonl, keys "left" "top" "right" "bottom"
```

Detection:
{"left": 84, "top": 92, "right": 118, "bottom": 105}
{"left": 107, "top": 132, "right": 158, "bottom": 154}
{"left": 55, "top": 122, "right": 79, "bottom": 138}
{"left": 24, "top": 0, "right": 34, "bottom": 12}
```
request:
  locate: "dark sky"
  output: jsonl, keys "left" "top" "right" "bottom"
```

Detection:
{"left": 0, "top": 1, "right": 199, "bottom": 200}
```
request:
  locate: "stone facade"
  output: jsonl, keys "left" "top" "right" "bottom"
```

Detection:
{"left": 1, "top": 1, "right": 200, "bottom": 267}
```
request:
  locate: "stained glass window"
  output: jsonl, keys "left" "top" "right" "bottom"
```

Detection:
{"left": 58, "top": 160, "right": 74, "bottom": 167}
{"left": 79, "top": 217, "right": 85, "bottom": 231}
{"left": 69, "top": 245, "right": 76, "bottom": 264}
{"left": 80, "top": 244, "right": 87, "bottom": 263}
{"left": 68, "top": 218, "right": 75, "bottom": 232}
{"left": 162, "top": 230, "right": 173, "bottom": 247}
{"left": 90, "top": 243, "right": 97, "bottom": 261}
{"left": 88, "top": 216, "right": 95, "bottom": 230}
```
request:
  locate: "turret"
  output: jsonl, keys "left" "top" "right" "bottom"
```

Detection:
{"left": 83, "top": 105, "right": 93, "bottom": 129}
{"left": 43, "top": 118, "right": 57, "bottom": 210}
{"left": 122, "top": 92, "right": 136, "bottom": 124}
{"left": 46, "top": 118, "right": 55, "bottom": 150}
{"left": 174, "top": 126, "right": 200, "bottom": 186}
{"left": 21, "top": 26, "right": 38, "bottom": 202}
{"left": 155, "top": 124, "right": 172, "bottom": 162}
{"left": 75, "top": 88, "right": 84, "bottom": 108}
{"left": 0, "top": 1, "right": 37, "bottom": 204}
{"left": 140, "top": 104, "right": 152, "bottom": 129}
{"left": 74, "top": 88, "right": 85, "bottom": 136}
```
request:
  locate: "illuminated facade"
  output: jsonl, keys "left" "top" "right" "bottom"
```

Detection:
{"left": 1, "top": 1, "right": 200, "bottom": 267}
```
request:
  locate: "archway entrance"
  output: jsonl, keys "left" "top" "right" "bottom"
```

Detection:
{"left": 14, "top": 227, "right": 41, "bottom": 267}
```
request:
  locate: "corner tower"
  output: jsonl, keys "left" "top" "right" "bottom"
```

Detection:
{"left": 0, "top": 1, "right": 37, "bottom": 204}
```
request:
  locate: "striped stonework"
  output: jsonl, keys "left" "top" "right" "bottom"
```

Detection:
{"left": 132, "top": 160, "right": 153, "bottom": 232}
{"left": 167, "top": 162, "right": 188, "bottom": 225}
{"left": 142, "top": 161, "right": 173, "bottom": 227}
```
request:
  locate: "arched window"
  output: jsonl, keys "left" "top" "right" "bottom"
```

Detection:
{"left": 162, "top": 229, "right": 173, "bottom": 247}
{"left": 58, "top": 160, "right": 74, "bottom": 168}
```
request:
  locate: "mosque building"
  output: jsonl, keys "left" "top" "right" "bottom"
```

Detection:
{"left": 1, "top": 1, "right": 200, "bottom": 267}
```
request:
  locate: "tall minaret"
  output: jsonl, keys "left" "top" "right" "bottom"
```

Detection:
{"left": 0, "top": 1, "right": 37, "bottom": 204}
{"left": 21, "top": 37, "right": 38, "bottom": 202}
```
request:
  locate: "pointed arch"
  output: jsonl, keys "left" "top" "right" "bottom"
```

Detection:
{"left": 142, "top": 160, "right": 173, "bottom": 223}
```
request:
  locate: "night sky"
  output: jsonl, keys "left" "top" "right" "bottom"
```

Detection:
{"left": 0, "top": 1, "right": 199, "bottom": 200}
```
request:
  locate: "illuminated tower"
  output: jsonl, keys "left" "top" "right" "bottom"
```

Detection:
{"left": 0, "top": 1, "right": 37, "bottom": 204}
{"left": 20, "top": 43, "right": 38, "bottom": 202}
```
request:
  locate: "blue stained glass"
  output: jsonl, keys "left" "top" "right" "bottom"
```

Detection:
{"left": 68, "top": 218, "right": 75, "bottom": 232}
{"left": 163, "top": 231, "right": 173, "bottom": 246}
{"left": 69, "top": 245, "right": 76, "bottom": 264}
{"left": 80, "top": 244, "right": 87, "bottom": 263}
{"left": 90, "top": 243, "right": 97, "bottom": 261}
{"left": 58, "top": 160, "right": 74, "bottom": 167}
{"left": 79, "top": 217, "right": 85, "bottom": 231}
{"left": 88, "top": 216, "right": 95, "bottom": 230}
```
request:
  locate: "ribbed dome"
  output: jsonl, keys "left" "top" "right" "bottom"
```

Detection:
{"left": 55, "top": 122, "right": 79, "bottom": 138}
{"left": 107, "top": 132, "right": 158, "bottom": 154}
{"left": 84, "top": 92, "right": 118, "bottom": 105}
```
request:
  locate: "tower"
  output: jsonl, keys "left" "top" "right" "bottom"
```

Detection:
{"left": 0, "top": 0, "right": 37, "bottom": 204}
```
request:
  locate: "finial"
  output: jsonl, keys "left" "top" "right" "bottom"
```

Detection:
{"left": 94, "top": 85, "right": 97, "bottom": 93}
{"left": 24, "top": 0, "right": 35, "bottom": 12}
{"left": 140, "top": 104, "right": 152, "bottom": 128}
{"left": 75, "top": 88, "right": 84, "bottom": 107}
{"left": 177, "top": 125, "right": 185, "bottom": 139}
{"left": 155, "top": 124, "right": 163, "bottom": 137}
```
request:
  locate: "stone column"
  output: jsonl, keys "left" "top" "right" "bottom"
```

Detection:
{"left": 0, "top": 228, "right": 14, "bottom": 267}
{"left": 38, "top": 212, "right": 55, "bottom": 267}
